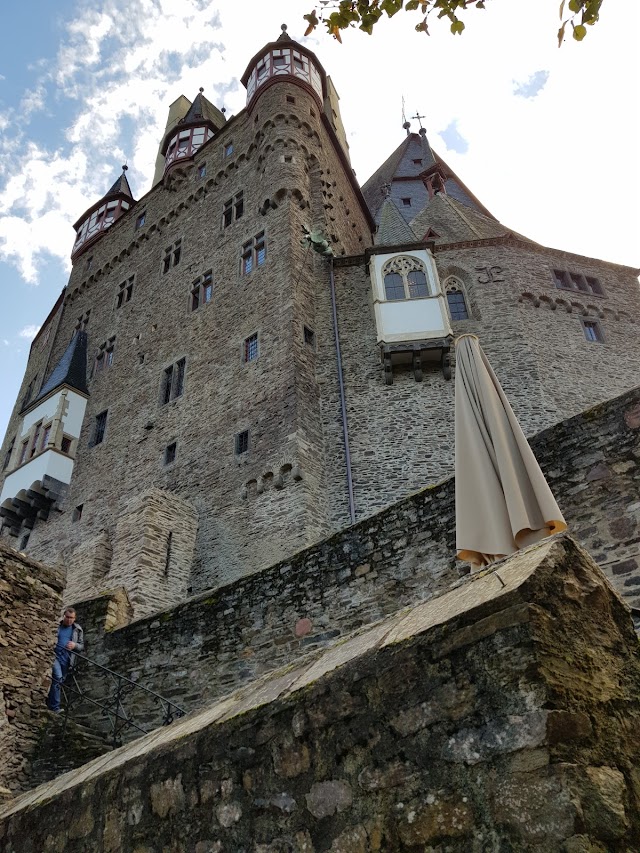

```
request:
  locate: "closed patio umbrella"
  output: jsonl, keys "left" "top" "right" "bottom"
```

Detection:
{"left": 455, "top": 334, "right": 566, "bottom": 567}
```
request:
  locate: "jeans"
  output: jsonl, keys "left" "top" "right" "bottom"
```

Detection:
{"left": 46, "top": 657, "right": 69, "bottom": 711}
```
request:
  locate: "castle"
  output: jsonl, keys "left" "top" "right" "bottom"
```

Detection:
{"left": 1, "top": 25, "right": 639, "bottom": 621}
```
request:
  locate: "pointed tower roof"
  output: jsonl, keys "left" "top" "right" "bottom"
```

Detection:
{"left": 103, "top": 170, "right": 134, "bottom": 202}
{"left": 159, "top": 89, "right": 226, "bottom": 157}
{"left": 182, "top": 89, "right": 226, "bottom": 129}
{"left": 73, "top": 167, "right": 137, "bottom": 231}
{"left": 29, "top": 331, "right": 89, "bottom": 409}
{"left": 362, "top": 127, "right": 496, "bottom": 226}
{"left": 375, "top": 197, "right": 417, "bottom": 246}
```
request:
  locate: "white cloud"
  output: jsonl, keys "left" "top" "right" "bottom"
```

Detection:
{"left": 18, "top": 325, "right": 41, "bottom": 340}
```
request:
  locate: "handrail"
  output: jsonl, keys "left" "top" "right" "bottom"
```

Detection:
{"left": 59, "top": 651, "right": 185, "bottom": 749}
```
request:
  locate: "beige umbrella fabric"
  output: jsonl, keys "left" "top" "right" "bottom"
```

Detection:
{"left": 455, "top": 334, "right": 566, "bottom": 567}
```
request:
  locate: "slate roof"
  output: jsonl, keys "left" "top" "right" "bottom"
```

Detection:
{"left": 409, "top": 193, "right": 537, "bottom": 246}
{"left": 375, "top": 197, "right": 417, "bottom": 245}
{"left": 362, "top": 133, "right": 436, "bottom": 220}
{"left": 103, "top": 171, "right": 134, "bottom": 202}
{"left": 30, "top": 331, "right": 89, "bottom": 408}
{"left": 183, "top": 91, "right": 226, "bottom": 128}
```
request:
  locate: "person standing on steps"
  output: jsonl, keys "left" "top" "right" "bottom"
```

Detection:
{"left": 46, "top": 606, "right": 84, "bottom": 713}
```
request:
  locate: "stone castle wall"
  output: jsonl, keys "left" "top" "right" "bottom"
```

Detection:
{"left": 2, "top": 537, "right": 640, "bottom": 851}
{"left": 69, "top": 387, "right": 640, "bottom": 737}
{"left": 0, "top": 77, "right": 373, "bottom": 610}
{"left": 0, "top": 543, "right": 62, "bottom": 796}
{"left": 319, "top": 240, "right": 640, "bottom": 525}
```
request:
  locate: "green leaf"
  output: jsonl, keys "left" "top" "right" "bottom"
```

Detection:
{"left": 573, "top": 23, "right": 587, "bottom": 39}
{"left": 406, "top": 0, "right": 420, "bottom": 9}
{"left": 568, "top": 0, "right": 581, "bottom": 12}
{"left": 450, "top": 18, "right": 465, "bottom": 33}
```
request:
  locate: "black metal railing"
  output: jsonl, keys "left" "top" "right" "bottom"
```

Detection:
{"left": 59, "top": 652, "right": 185, "bottom": 748}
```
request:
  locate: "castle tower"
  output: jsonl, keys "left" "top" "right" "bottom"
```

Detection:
{"left": 71, "top": 168, "right": 136, "bottom": 261}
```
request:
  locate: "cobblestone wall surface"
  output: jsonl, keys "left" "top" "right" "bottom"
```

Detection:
{"left": 0, "top": 543, "right": 63, "bottom": 796}
{"left": 69, "top": 387, "right": 640, "bottom": 736}
{"left": 2, "top": 536, "right": 639, "bottom": 852}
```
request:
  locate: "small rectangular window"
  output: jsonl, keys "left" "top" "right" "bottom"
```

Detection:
{"left": 224, "top": 142, "right": 233, "bottom": 157}
{"left": 190, "top": 271, "right": 213, "bottom": 311}
{"left": 117, "top": 276, "right": 134, "bottom": 307}
{"left": 293, "top": 56, "right": 304, "bottom": 71}
{"left": 29, "top": 422, "right": 42, "bottom": 459}
{"left": 61, "top": 436, "right": 72, "bottom": 454}
{"left": 86, "top": 256, "right": 93, "bottom": 270}
{"left": 3, "top": 437, "right": 15, "bottom": 470}
{"left": 583, "top": 320, "right": 604, "bottom": 343}
{"left": 413, "top": 158, "right": 422, "bottom": 166}
{"left": 585, "top": 275, "right": 604, "bottom": 295}
{"left": 19, "top": 440, "right": 29, "bottom": 465}
{"left": 93, "top": 411, "right": 108, "bottom": 446}
{"left": 273, "top": 55, "right": 286, "bottom": 68}
{"left": 304, "top": 326, "right": 315, "bottom": 347}
{"left": 135, "top": 212, "right": 146, "bottom": 229}
{"left": 72, "top": 504, "right": 83, "bottom": 522}
{"left": 286, "top": 95, "right": 296, "bottom": 104}
{"left": 198, "top": 164, "right": 206, "bottom": 178}
{"left": 95, "top": 337, "right": 116, "bottom": 373}
{"left": 164, "top": 442, "right": 177, "bottom": 465}
{"left": 163, "top": 240, "right": 182, "bottom": 273}
{"left": 235, "top": 430, "right": 249, "bottom": 455}
{"left": 284, "top": 155, "right": 293, "bottom": 163}
{"left": 223, "top": 192, "right": 244, "bottom": 227}
{"left": 244, "top": 333, "right": 259, "bottom": 362}
{"left": 161, "top": 359, "right": 186, "bottom": 403}
{"left": 401, "top": 198, "right": 411, "bottom": 207}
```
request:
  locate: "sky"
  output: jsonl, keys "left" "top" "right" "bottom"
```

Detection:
{"left": 0, "top": 0, "right": 638, "bottom": 440}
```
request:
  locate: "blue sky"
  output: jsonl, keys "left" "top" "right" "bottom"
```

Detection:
{"left": 1, "top": 0, "right": 638, "bottom": 440}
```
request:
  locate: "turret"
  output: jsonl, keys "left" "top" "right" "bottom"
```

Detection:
{"left": 158, "top": 88, "right": 226, "bottom": 178}
{"left": 71, "top": 167, "right": 135, "bottom": 260}
{"left": 241, "top": 24, "right": 350, "bottom": 161}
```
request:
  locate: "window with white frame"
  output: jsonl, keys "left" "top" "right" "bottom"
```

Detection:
{"left": 381, "top": 256, "right": 430, "bottom": 301}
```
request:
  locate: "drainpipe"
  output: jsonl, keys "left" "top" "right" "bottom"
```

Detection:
{"left": 329, "top": 258, "right": 356, "bottom": 525}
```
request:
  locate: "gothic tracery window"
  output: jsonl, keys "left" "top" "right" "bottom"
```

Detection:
{"left": 381, "top": 256, "right": 431, "bottom": 301}
{"left": 444, "top": 276, "right": 470, "bottom": 321}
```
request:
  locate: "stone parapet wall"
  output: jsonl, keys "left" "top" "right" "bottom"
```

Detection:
{"left": 0, "top": 543, "right": 63, "bottom": 796}
{"left": 73, "top": 386, "right": 640, "bottom": 736}
{"left": 2, "top": 537, "right": 640, "bottom": 851}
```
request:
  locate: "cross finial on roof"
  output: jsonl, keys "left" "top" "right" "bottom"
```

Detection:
{"left": 281, "top": 23, "right": 287, "bottom": 32}
{"left": 199, "top": 87, "right": 204, "bottom": 93}
{"left": 411, "top": 112, "right": 426, "bottom": 130}
{"left": 122, "top": 164, "right": 128, "bottom": 172}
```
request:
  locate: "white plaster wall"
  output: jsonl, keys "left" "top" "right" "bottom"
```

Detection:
{"left": 0, "top": 451, "right": 74, "bottom": 503}
{"left": 22, "top": 389, "right": 87, "bottom": 437}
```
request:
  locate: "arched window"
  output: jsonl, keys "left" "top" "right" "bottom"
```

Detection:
{"left": 381, "top": 256, "right": 431, "bottom": 301}
{"left": 444, "top": 276, "right": 469, "bottom": 321}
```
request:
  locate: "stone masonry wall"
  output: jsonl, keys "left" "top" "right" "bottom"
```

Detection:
{"left": 0, "top": 542, "right": 63, "bottom": 797}
{"left": 70, "top": 386, "right": 640, "bottom": 738}
{"left": 3, "top": 76, "right": 372, "bottom": 602}
{"left": 318, "top": 240, "right": 640, "bottom": 526}
{"left": 2, "top": 536, "right": 640, "bottom": 851}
